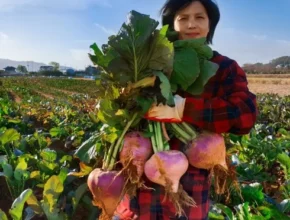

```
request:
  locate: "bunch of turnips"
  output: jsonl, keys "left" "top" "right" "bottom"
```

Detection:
{"left": 85, "top": 10, "right": 229, "bottom": 219}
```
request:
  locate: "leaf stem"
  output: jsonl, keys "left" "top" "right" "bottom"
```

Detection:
{"left": 170, "top": 123, "right": 192, "bottom": 142}
{"left": 148, "top": 121, "right": 158, "bottom": 154}
{"left": 107, "top": 112, "right": 138, "bottom": 170}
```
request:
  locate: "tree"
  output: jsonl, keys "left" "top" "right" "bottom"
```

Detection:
{"left": 16, "top": 65, "right": 28, "bottom": 74}
{"left": 49, "top": 61, "right": 60, "bottom": 71}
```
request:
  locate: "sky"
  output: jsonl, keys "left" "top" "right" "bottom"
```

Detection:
{"left": 0, "top": 0, "right": 290, "bottom": 70}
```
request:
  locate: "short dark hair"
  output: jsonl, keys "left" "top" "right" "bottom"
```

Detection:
{"left": 160, "top": 0, "right": 220, "bottom": 44}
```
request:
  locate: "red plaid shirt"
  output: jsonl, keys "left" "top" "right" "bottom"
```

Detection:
{"left": 129, "top": 51, "right": 258, "bottom": 220}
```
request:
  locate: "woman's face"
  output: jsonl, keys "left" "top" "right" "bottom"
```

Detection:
{"left": 173, "top": 1, "right": 210, "bottom": 40}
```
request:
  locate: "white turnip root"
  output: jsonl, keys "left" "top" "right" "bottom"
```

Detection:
{"left": 87, "top": 168, "right": 125, "bottom": 220}
{"left": 119, "top": 131, "right": 153, "bottom": 196}
{"left": 145, "top": 121, "right": 196, "bottom": 217}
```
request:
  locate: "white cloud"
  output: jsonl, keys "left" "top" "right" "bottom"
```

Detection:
{"left": 212, "top": 27, "right": 290, "bottom": 66}
{"left": 0, "top": 0, "right": 112, "bottom": 11}
{"left": 252, "top": 34, "right": 267, "bottom": 41}
{"left": 95, "top": 23, "right": 116, "bottom": 35}
{"left": 0, "top": 32, "right": 11, "bottom": 55}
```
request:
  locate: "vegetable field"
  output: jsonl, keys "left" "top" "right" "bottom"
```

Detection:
{"left": 0, "top": 77, "right": 289, "bottom": 220}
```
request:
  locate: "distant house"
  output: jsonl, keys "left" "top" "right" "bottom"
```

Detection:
{"left": 0, "top": 66, "right": 24, "bottom": 77}
{"left": 4, "top": 66, "right": 17, "bottom": 73}
{"left": 39, "top": 66, "right": 54, "bottom": 72}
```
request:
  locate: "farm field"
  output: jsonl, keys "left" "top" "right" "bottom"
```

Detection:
{"left": 0, "top": 77, "right": 289, "bottom": 220}
{"left": 247, "top": 74, "right": 290, "bottom": 96}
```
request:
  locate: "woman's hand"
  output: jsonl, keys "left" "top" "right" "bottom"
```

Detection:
{"left": 145, "top": 95, "right": 186, "bottom": 123}
{"left": 114, "top": 194, "right": 138, "bottom": 220}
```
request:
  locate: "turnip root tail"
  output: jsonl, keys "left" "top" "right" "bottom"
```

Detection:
{"left": 119, "top": 131, "right": 153, "bottom": 196}
{"left": 145, "top": 150, "right": 196, "bottom": 216}
{"left": 210, "top": 155, "right": 241, "bottom": 197}
{"left": 164, "top": 182, "right": 196, "bottom": 217}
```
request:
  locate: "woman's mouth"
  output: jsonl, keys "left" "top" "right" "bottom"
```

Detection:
{"left": 185, "top": 33, "right": 200, "bottom": 38}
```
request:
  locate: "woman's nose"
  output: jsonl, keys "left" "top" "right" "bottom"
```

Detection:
{"left": 188, "top": 18, "right": 197, "bottom": 29}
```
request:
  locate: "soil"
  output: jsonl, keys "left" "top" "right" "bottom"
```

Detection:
{"left": 0, "top": 177, "right": 13, "bottom": 216}
{"left": 34, "top": 91, "right": 54, "bottom": 100}
{"left": 8, "top": 91, "right": 22, "bottom": 103}
{"left": 248, "top": 82, "right": 290, "bottom": 96}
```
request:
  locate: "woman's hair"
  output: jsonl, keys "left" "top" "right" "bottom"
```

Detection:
{"left": 160, "top": 0, "right": 220, "bottom": 44}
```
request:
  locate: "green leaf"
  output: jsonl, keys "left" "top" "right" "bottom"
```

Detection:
{"left": 74, "top": 133, "right": 101, "bottom": 163}
{"left": 215, "top": 204, "right": 234, "bottom": 220}
{"left": 279, "top": 199, "right": 290, "bottom": 213}
{"left": 208, "top": 211, "right": 225, "bottom": 220}
{"left": 154, "top": 71, "right": 174, "bottom": 106}
{"left": 68, "top": 162, "right": 93, "bottom": 177}
{"left": 72, "top": 183, "right": 88, "bottom": 212}
{"left": 2, "top": 163, "right": 13, "bottom": 178}
{"left": 14, "top": 160, "right": 28, "bottom": 181}
{"left": 97, "top": 99, "right": 122, "bottom": 126}
{"left": 0, "top": 155, "right": 7, "bottom": 165}
{"left": 49, "top": 127, "right": 65, "bottom": 138}
{"left": 0, "top": 128, "right": 20, "bottom": 145}
{"left": 235, "top": 202, "right": 251, "bottom": 220}
{"left": 9, "top": 189, "right": 33, "bottom": 220}
{"left": 171, "top": 47, "right": 200, "bottom": 90}
{"left": 58, "top": 167, "right": 68, "bottom": 184}
{"left": 174, "top": 37, "right": 213, "bottom": 59}
{"left": 0, "top": 209, "right": 8, "bottom": 220}
{"left": 149, "top": 25, "right": 174, "bottom": 75}
{"left": 108, "top": 10, "right": 159, "bottom": 81}
{"left": 136, "top": 96, "right": 154, "bottom": 114}
{"left": 186, "top": 60, "right": 219, "bottom": 95}
{"left": 26, "top": 194, "right": 43, "bottom": 214}
{"left": 40, "top": 149, "right": 57, "bottom": 162}
{"left": 277, "top": 153, "right": 290, "bottom": 170}
{"left": 43, "top": 175, "right": 64, "bottom": 214}
{"left": 241, "top": 183, "right": 264, "bottom": 205}
{"left": 8, "top": 119, "right": 22, "bottom": 124}
{"left": 89, "top": 43, "right": 118, "bottom": 69}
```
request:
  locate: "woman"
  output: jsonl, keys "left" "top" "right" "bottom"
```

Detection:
{"left": 115, "top": 0, "right": 258, "bottom": 219}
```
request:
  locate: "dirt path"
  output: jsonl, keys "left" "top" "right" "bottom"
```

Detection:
{"left": 34, "top": 90, "right": 55, "bottom": 100}
{"left": 8, "top": 91, "right": 22, "bottom": 103}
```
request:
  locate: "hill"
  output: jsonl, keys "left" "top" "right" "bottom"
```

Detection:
{"left": 0, "top": 58, "right": 72, "bottom": 72}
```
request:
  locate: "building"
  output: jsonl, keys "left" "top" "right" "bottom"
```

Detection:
{"left": 4, "top": 66, "right": 17, "bottom": 73}
{"left": 39, "top": 66, "right": 54, "bottom": 72}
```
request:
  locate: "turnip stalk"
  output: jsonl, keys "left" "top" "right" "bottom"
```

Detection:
{"left": 169, "top": 122, "right": 229, "bottom": 194}
{"left": 145, "top": 121, "right": 196, "bottom": 217}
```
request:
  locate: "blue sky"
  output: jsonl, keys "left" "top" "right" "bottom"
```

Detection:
{"left": 0, "top": 0, "right": 289, "bottom": 70}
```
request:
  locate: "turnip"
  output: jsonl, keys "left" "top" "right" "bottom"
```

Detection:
{"left": 87, "top": 113, "right": 138, "bottom": 219}
{"left": 170, "top": 122, "right": 229, "bottom": 194}
{"left": 119, "top": 131, "right": 153, "bottom": 196}
{"left": 87, "top": 169, "right": 125, "bottom": 220}
{"left": 144, "top": 121, "right": 196, "bottom": 217}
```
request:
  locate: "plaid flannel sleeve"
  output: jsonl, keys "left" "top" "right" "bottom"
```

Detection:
{"left": 182, "top": 60, "right": 258, "bottom": 135}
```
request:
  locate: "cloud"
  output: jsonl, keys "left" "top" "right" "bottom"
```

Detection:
{"left": 95, "top": 23, "right": 116, "bottom": 35}
{"left": 0, "top": 0, "right": 112, "bottom": 11}
{"left": 0, "top": 32, "right": 11, "bottom": 53}
{"left": 252, "top": 34, "right": 267, "bottom": 41}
